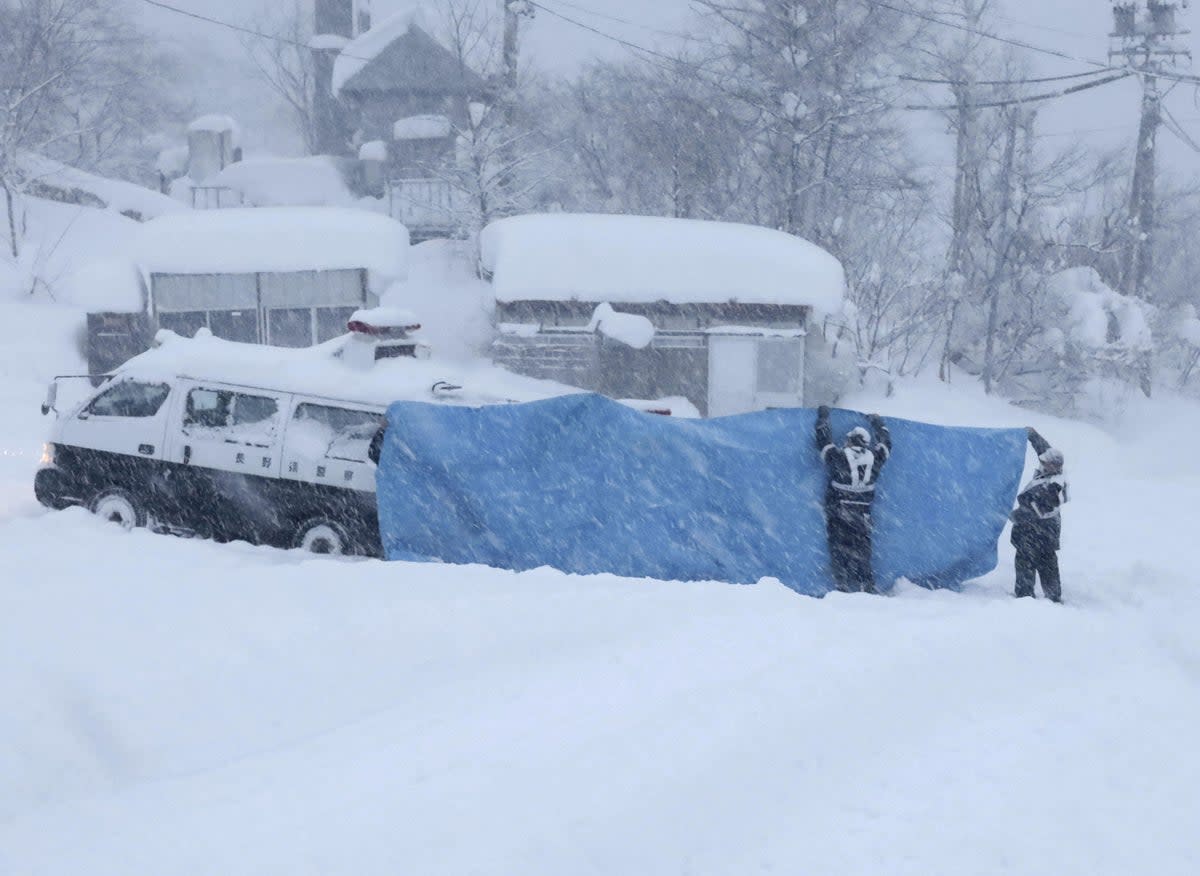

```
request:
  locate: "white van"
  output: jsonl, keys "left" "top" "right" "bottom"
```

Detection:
{"left": 37, "top": 371, "right": 390, "bottom": 554}
{"left": 34, "top": 323, "right": 569, "bottom": 555}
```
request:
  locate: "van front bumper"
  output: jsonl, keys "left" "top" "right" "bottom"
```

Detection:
{"left": 34, "top": 466, "right": 83, "bottom": 510}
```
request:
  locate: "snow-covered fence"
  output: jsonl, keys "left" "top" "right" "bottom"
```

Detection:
{"left": 190, "top": 186, "right": 243, "bottom": 210}
{"left": 386, "top": 178, "right": 466, "bottom": 238}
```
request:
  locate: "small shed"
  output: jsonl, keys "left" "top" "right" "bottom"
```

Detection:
{"left": 80, "top": 208, "right": 408, "bottom": 374}
{"left": 482, "top": 214, "right": 845, "bottom": 417}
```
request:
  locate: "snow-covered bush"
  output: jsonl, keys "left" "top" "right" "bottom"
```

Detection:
{"left": 1001, "top": 267, "right": 1154, "bottom": 419}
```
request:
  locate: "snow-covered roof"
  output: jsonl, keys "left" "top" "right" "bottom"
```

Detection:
{"left": 61, "top": 257, "right": 147, "bottom": 314}
{"left": 134, "top": 208, "right": 408, "bottom": 282}
{"left": 481, "top": 214, "right": 845, "bottom": 311}
{"left": 332, "top": 6, "right": 425, "bottom": 95}
{"left": 310, "top": 33, "right": 350, "bottom": 51}
{"left": 115, "top": 330, "right": 574, "bottom": 409}
{"left": 187, "top": 114, "right": 241, "bottom": 145}
{"left": 20, "top": 152, "right": 187, "bottom": 221}
{"left": 207, "top": 158, "right": 357, "bottom": 208}
{"left": 393, "top": 114, "right": 452, "bottom": 141}
{"left": 359, "top": 140, "right": 388, "bottom": 162}
{"left": 155, "top": 146, "right": 189, "bottom": 178}
{"left": 332, "top": 7, "right": 486, "bottom": 98}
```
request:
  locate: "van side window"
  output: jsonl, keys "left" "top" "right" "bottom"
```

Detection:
{"left": 85, "top": 381, "right": 170, "bottom": 418}
{"left": 184, "top": 388, "right": 279, "bottom": 446}
{"left": 289, "top": 403, "right": 382, "bottom": 462}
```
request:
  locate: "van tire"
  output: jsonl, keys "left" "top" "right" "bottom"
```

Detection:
{"left": 89, "top": 488, "right": 147, "bottom": 531}
{"left": 293, "top": 518, "right": 351, "bottom": 556}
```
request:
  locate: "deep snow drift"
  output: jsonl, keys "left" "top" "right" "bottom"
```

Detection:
{"left": 3, "top": 272, "right": 1200, "bottom": 874}
{"left": 4, "top": 380, "right": 1200, "bottom": 873}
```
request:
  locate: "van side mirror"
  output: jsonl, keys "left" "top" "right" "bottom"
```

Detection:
{"left": 41, "top": 381, "right": 58, "bottom": 417}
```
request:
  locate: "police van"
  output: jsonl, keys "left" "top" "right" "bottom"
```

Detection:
{"left": 34, "top": 315, "right": 565, "bottom": 556}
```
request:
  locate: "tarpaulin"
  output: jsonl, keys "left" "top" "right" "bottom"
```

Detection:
{"left": 376, "top": 393, "right": 1027, "bottom": 596}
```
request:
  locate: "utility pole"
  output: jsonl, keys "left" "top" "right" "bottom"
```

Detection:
{"left": 501, "top": 1, "right": 536, "bottom": 130}
{"left": 1110, "top": 1, "right": 1191, "bottom": 300}
{"left": 494, "top": 0, "right": 536, "bottom": 216}
{"left": 941, "top": 0, "right": 986, "bottom": 382}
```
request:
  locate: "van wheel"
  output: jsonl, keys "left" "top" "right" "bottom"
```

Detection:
{"left": 89, "top": 488, "right": 147, "bottom": 531}
{"left": 293, "top": 518, "right": 351, "bottom": 556}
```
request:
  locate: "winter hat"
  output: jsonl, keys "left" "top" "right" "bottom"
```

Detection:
{"left": 846, "top": 427, "right": 870, "bottom": 448}
{"left": 1039, "top": 448, "right": 1064, "bottom": 472}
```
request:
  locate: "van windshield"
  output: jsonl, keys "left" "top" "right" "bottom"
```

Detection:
{"left": 85, "top": 381, "right": 170, "bottom": 418}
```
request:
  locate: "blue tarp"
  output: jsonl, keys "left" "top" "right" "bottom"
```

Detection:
{"left": 376, "top": 393, "right": 1027, "bottom": 596}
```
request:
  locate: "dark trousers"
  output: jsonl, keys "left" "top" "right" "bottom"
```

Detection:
{"left": 1015, "top": 549, "right": 1061, "bottom": 602}
{"left": 827, "top": 511, "right": 876, "bottom": 594}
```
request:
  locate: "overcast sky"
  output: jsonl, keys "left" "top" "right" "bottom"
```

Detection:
{"left": 138, "top": 0, "right": 1200, "bottom": 176}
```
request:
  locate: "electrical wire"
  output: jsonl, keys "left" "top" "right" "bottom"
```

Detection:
{"left": 905, "top": 70, "right": 1134, "bottom": 111}
{"left": 901, "top": 68, "right": 1125, "bottom": 87}
{"left": 1161, "top": 101, "right": 1200, "bottom": 154}
{"left": 140, "top": 0, "right": 1193, "bottom": 120}
{"left": 539, "top": 0, "right": 695, "bottom": 40}
{"left": 868, "top": 0, "right": 1114, "bottom": 70}
{"left": 526, "top": 1, "right": 699, "bottom": 69}
{"left": 136, "top": 0, "right": 377, "bottom": 62}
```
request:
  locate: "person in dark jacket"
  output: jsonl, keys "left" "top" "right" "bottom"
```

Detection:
{"left": 815, "top": 406, "right": 891, "bottom": 593}
{"left": 1010, "top": 427, "right": 1068, "bottom": 603}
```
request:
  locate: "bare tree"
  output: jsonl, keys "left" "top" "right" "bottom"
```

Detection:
{"left": 1, "top": 0, "right": 185, "bottom": 259}
{"left": 243, "top": 1, "right": 322, "bottom": 155}
{"left": 558, "top": 60, "right": 751, "bottom": 220}
{"left": 691, "top": 0, "right": 922, "bottom": 253}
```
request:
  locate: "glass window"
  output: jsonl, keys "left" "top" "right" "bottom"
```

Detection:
{"left": 268, "top": 308, "right": 313, "bottom": 348}
{"left": 209, "top": 309, "right": 259, "bottom": 344}
{"left": 158, "top": 311, "right": 207, "bottom": 338}
{"left": 289, "top": 403, "right": 382, "bottom": 462}
{"left": 756, "top": 340, "right": 802, "bottom": 395}
{"left": 185, "top": 388, "right": 279, "bottom": 446}
{"left": 184, "top": 388, "right": 229, "bottom": 428}
{"left": 85, "top": 380, "right": 171, "bottom": 418}
{"left": 315, "top": 306, "right": 359, "bottom": 343}
{"left": 231, "top": 393, "right": 278, "bottom": 426}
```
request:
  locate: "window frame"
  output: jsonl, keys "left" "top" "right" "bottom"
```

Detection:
{"left": 83, "top": 379, "right": 172, "bottom": 419}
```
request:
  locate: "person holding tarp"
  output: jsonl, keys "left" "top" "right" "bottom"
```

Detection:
{"left": 1010, "top": 428, "right": 1068, "bottom": 603}
{"left": 815, "top": 406, "right": 891, "bottom": 594}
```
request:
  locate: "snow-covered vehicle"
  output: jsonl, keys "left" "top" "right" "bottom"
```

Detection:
{"left": 34, "top": 316, "right": 573, "bottom": 555}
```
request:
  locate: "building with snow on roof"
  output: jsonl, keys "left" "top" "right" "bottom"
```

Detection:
{"left": 79, "top": 207, "right": 409, "bottom": 375}
{"left": 483, "top": 214, "right": 847, "bottom": 417}
{"left": 313, "top": 0, "right": 485, "bottom": 240}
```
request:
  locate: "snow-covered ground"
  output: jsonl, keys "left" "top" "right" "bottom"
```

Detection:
{"left": 3, "top": 283, "right": 1200, "bottom": 873}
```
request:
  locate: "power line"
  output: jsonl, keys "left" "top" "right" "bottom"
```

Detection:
{"left": 527, "top": 0, "right": 698, "bottom": 69}
{"left": 1162, "top": 102, "right": 1200, "bottom": 154}
{"left": 868, "top": 0, "right": 1114, "bottom": 70}
{"left": 540, "top": 0, "right": 694, "bottom": 40}
{"left": 905, "top": 70, "right": 1134, "bottom": 111}
{"left": 136, "top": 0, "right": 376, "bottom": 63}
{"left": 877, "top": 1, "right": 1200, "bottom": 90}
{"left": 902, "top": 68, "right": 1124, "bottom": 87}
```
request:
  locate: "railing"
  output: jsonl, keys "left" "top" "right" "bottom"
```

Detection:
{"left": 191, "top": 185, "right": 242, "bottom": 210}
{"left": 386, "top": 178, "right": 465, "bottom": 233}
